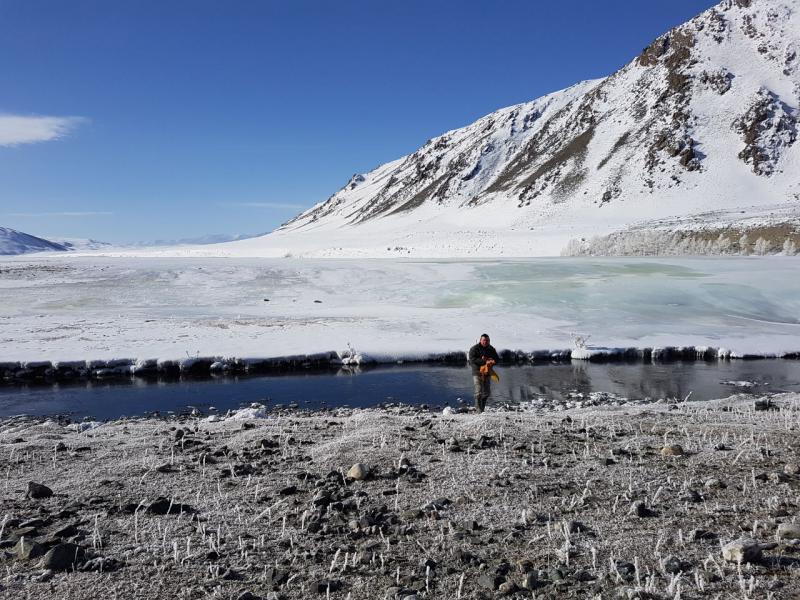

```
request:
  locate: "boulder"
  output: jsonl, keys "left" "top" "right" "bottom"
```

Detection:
{"left": 26, "top": 482, "right": 53, "bottom": 499}
{"left": 41, "top": 543, "right": 84, "bottom": 571}
{"left": 13, "top": 538, "right": 45, "bottom": 560}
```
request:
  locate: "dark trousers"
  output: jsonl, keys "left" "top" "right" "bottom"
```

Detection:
{"left": 473, "top": 375, "right": 490, "bottom": 412}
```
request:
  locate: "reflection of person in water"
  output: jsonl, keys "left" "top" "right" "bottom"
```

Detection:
{"left": 468, "top": 333, "right": 500, "bottom": 413}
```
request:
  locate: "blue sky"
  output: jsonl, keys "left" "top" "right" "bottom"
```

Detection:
{"left": 1, "top": 0, "right": 716, "bottom": 243}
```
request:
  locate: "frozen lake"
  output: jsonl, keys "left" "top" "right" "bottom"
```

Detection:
{"left": 2, "top": 360, "right": 800, "bottom": 419}
{"left": 1, "top": 255, "right": 799, "bottom": 363}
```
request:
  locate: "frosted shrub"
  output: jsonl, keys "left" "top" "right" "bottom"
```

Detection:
{"left": 738, "top": 234, "right": 750, "bottom": 255}
{"left": 561, "top": 230, "right": 796, "bottom": 257}
{"left": 560, "top": 238, "right": 587, "bottom": 257}
{"left": 571, "top": 333, "right": 590, "bottom": 349}
{"left": 753, "top": 237, "right": 770, "bottom": 256}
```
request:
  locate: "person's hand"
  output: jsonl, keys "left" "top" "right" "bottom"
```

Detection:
{"left": 486, "top": 359, "right": 496, "bottom": 365}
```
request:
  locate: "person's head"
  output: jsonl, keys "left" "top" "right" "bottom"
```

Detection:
{"left": 479, "top": 333, "right": 490, "bottom": 347}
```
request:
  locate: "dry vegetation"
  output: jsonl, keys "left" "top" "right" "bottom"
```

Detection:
{"left": 562, "top": 225, "right": 800, "bottom": 257}
{"left": 3, "top": 395, "right": 800, "bottom": 599}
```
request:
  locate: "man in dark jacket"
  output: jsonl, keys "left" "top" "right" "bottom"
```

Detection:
{"left": 468, "top": 333, "right": 500, "bottom": 413}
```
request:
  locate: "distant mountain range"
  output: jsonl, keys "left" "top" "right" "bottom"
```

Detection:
{"left": 0, "top": 227, "right": 266, "bottom": 256}
{"left": 219, "top": 0, "right": 798, "bottom": 258}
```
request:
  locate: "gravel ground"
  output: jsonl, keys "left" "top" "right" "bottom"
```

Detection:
{"left": 2, "top": 394, "right": 800, "bottom": 599}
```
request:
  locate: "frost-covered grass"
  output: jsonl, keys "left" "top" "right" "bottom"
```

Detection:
{"left": 4, "top": 394, "right": 800, "bottom": 599}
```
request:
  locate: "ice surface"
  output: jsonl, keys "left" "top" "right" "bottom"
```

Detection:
{"left": 0, "top": 255, "right": 799, "bottom": 362}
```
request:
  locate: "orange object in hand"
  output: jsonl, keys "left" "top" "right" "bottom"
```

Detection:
{"left": 480, "top": 359, "right": 498, "bottom": 380}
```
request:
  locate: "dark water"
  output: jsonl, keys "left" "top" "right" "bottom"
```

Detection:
{"left": 2, "top": 360, "right": 800, "bottom": 420}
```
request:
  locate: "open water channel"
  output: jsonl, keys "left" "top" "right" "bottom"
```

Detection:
{"left": 2, "top": 360, "right": 800, "bottom": 420}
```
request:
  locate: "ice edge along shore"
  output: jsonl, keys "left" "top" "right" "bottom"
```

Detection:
{"left": 3, "top": 345, "right": 800, "bottom": 385}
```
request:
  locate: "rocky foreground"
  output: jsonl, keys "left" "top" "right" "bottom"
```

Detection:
{"left": 2, "top": 395, "right": 800, "bottom": 599}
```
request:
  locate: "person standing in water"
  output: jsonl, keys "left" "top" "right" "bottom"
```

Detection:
{"left": 468, "top": 333, "right": 499, "bottom": 413}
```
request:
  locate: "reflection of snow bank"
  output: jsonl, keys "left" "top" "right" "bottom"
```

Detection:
{"left": 721, "top": 380, "right": 764, "bottom": 388}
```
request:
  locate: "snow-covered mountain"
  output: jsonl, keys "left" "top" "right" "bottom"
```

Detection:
{"left": 0, "top": 227, "right": 69, "bottom": 255}
{"left": 212, "top": 0, "right": 799, "bottom": 258}
{"left": 54, "top": 238, "right": 114, "bottom": 252}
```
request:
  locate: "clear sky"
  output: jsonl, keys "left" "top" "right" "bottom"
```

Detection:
{"left": 1, "top": 0, "right": 716, "bottom": 243}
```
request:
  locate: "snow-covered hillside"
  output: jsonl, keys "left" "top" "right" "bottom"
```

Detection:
{"left": 189, "top": 0, "right": 799, "bottom": 259}
{"left": 0, "top": 227, "right": 68, "bottom": 255}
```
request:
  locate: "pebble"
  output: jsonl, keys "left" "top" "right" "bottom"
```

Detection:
{"left": 401, "top": 509, "right": 424, "bottom": 521}
{"left": 614, "top": 561, "right": 636, "bottom": 581}
{"left": 690, "top": 529, "right": 716, "bottom": 542}
{"left": 754, "top": 399, "right": 776, "bottom": 411}
{"left": 784, "top": 463, "right": 800, "bottom": 476}
{"left": 31, "top": 569, "right": 53, "bottom": 583}
{"left": 498, "top": 580, "right": 518, "bottom": 595}
{"left": 777, "top": 523, "right": 800, "bottom": 540}
{"left": 311, "top": 579, "right": 341, "bottom": 594}
{"left": 769, "top": 471, "right": 789, "bottom": 484}
{"left": 704, "top": 478, "right": 726, "bottom": 490}
{"left": 566, "top": 520, "right": 588, "bottom": 533}
{"left": 721, "top": 538, "right": 775, "bottom": 563}
{"left": 629, "top": 501, "right": 654, "bottom": 518}
{"left": 478, "top": 573, "right": 503, "bottom": 590}
{"left": 660, "top": 445, "right": 684, "bottom": 456}
{"left": 347, "top": 463, "right": 369, "bottom": 481}
{"left": 522, "top": 571, "right": 538, "bottom": 589}
{"left": 661, "top": 556, "right": 687, "bottom": 574}
{"left": 681, "top": 489, "right": 703, "bottom": 503}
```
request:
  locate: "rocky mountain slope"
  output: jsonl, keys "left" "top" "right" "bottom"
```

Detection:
{"left": 228, "top": 0, "right": 799, "bottom": 258}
